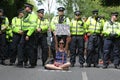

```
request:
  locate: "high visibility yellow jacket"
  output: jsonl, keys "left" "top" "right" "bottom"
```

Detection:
{"left": 102, "top": 21, "right": 120, "bottom": 37}
{"left": 50, "top": 15, "right": 70, "bottom": 31}
{"left": 12, "top": 17, "right": 23, "bottom": 33}
{"left": 0, "top": 17, "right": 9, "bottom": 32}
{"left": 22, "top": 12, "right": 37, "bottom": 36}
{"left": 36, "top": 18, "right": 49, "bottom": 33}
{"left": 70, "top": 19, "right": 86, "bottom": 35}
{"left": 85, "top": 16, "right": 104, "bottom": 34}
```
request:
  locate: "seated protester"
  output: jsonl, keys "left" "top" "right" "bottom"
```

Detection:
{"left": 45, "top": 34, "right": 71, "bottom": 70}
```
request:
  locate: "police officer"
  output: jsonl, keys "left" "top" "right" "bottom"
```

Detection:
{"left": 70, "top": 11, "right": 86, "bottom": 67}
{"left": 51, "top": 7, "right": 70, "bottom": 59}
{"left": 36, "top": 9, "right": 49, "bottom": 66}
{"left": 85, "top": 10, "right": 104, "bottom": 67}
{"left": 17, "top": 3, "right": 37, "bottom": 68}
{"left": 9, "top": 9, "right": 24, "bottom": 65}
{"left": 102, "top": 12, "right": 120, "bottom": 69}
{"left": 0, "top": 8, "right": 9, "bottom": 65}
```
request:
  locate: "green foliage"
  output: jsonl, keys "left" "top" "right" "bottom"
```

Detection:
{"left": 101, "top": 0, "right": 120, "bottom": 6}
{"left": 0, "top": 0, "right": 28, "bottom": 23}
{"left": 57, "top": 0, "right": 120, "bottom": 20}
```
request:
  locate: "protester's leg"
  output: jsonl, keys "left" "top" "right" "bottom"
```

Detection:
{"left": 60, "top": 62, "right": 71, "bottom": 69}
{"left": 45, "top": 64, "right": 62, "bottom": 70}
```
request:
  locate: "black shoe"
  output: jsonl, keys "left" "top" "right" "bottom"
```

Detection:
{"left": 24, "top": 63, "right": 29, "bottom": 67}
{"left": 114, "top": 65, "right": 119, "bottom": 69}
{"left": 16, "top": 64, "right": 23, "bottom": 68}
{"left": 71, "top": 64, "right": 75, "bottom": 67}
{"left": 93, "top": 64, "right": 99, "bottom": 68}
{"left": 86, "top": 64, "right": 91, "bottom": 67}
{"left": 80, "top": 64, "right": 84, "bottom": 68}
{"left": 24, "top": 65, "right": 35, "bottom": 68}
{"left": 9, "top": 63, "right": 15, "bottom": 66}
{"left": 102, "top": 65, "right": 108, "bottom": 69}
{"left": 1, "top": 60, "right": 7, "bottom": 65}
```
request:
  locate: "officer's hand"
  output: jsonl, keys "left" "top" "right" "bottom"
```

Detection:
{"left": 37, "top": 28, "right": 41, "bottom": 32}
{"left": 53, "top": 31, "right": 56, "bottom": 36}
{"left": 1, "top": 26, "right": 6, "bottom": 30}
{"left": 19, "top": 30, "right": 23, "bottom": 35}
{"left": 25, "top": 36, "right": 29, "bottom": 41}
{"left": 0, "top": 31, "right": 2, "bottom": 34}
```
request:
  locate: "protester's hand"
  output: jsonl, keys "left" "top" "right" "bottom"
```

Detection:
{"left": 25, "top": 36, "right": 29, "bottom": 41}
{"left": 66, "top": 36, "right": 71, "bottom": 43}
{"left": 37, "top": 28, "right": 41, "bottom": 32}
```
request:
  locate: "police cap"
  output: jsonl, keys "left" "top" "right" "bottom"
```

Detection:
{"left": 74, "top": 11, "right": 82, "bottom": 16}
{"left": 37, "top": 9, "right": 44, "bottom": 14}
{"left": 92, "top": 10, "right": 99, "bottom": 14}
{"left": 18, "top": 9, "right": 24, "bottom": 14}
{"left": 0, "top": 8, "right": 4, "bottom": 13}
{"left": 111, "top": 12, "right": 119, "bottom": 17}
{"left": 24, "top": 3, "right": 34, "bottom": 10}
{"left": 57, "top": 7, "right": 65, "bottom": 11}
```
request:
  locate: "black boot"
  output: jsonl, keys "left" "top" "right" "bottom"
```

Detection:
{"left": 102, "top": 65, "right": 108, "bottom": 69}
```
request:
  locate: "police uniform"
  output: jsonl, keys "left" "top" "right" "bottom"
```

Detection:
{"left": 51, "top": 7, "right": 70, "bottom": 59}
{"left": 85, "top": 10, "right": 104, "bottom": 67}
{"left": 9, "top": 9, "right": 24, "bottom": 65}
{"left": 0, "top": 9, "right": 9, "bottom": 65}
{"left": 70, "top": 11, "right": 85, "bottom": 67}
{"left": 17, "top": 3, "right": 37, "bottom": 68}
{"left": 102, "top": 12, "right": 120, "bottom": 69}
{"left": 36, "top": 9, "right": 49, "bottom": 66}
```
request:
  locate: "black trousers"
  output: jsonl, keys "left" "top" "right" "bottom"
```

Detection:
{"left": 24, "top": 34, "right": 37, "bottom": 66}
{"left": 17, "top": 34, "right": 28, "bottom": 65}
{"left": 9, "top": 33, "right": 21, "bottom": 63}
{"left": 0, "top": 33, "right": 7, "bottom": 61}
{"left": 103, "top": 38, "right": 120, "bottom": 66}
{"left": 86, "top": 35, "right": 101, "bottom": 65}
{"left": 70, "top": 36, "right": 85, "bottom": 65}
{"left": 36, "top": 33, "right": 48, "bottom": 66}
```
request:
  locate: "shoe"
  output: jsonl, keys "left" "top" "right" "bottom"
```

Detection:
{"left": 86, "top": 64, "right": 91, "bottom": 67}
{"left": 70, "top": 63, "right": 74, "bottom": 67}
{"left": 24, "top": 63, "right": 29, "bottom": 67}
{"left": 93, "top": 64, "right": 99, "bottom": 68}
{"left": 80, "top": 64, "right": 84, "bottom": 68}
{"left": 16, "top": 64, "right": 23, "bottom": 68}
{"left": 114, "top": 65, "right": 119, "bottom": 69}
{"left": 24, "top": 65, "right": 35, "bottom": 68}
{"left": 9, "top": 63, "right": 15, "bottom": 66}
{"left": 1, "top": 60, "right": 7, "bottom": 65}
{"left": 102, "top": 65, "right": 108, "bottom": 69}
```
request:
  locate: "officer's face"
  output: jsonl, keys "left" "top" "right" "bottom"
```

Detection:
{"left": 38, "top": 13, "right": 44, "bottom": 18}
{"left": 19, "top": 13, "right": 24, "bottom": 18}
{"left": 58, "top": 11, "right": 64, "bottom": 16}
{"left": 0, "top": 12, "right": 3, "bottom": 16}
{"left": 93, "top": 13, "right": 98, "bottom": 18}
{"left": 75, "top": 15, "right": 80, "bottom": 19}
{"left": 114, "top": 15, "right": 118, "bottom": 21}
{"left": 25, "top": 7, "right": 31, "bottom": 13}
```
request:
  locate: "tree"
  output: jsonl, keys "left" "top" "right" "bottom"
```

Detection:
{"left": 0, "top": 0, "right": 27, "bottom": 23}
